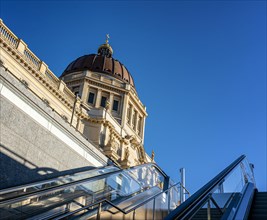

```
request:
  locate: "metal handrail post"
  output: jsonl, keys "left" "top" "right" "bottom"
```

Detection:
{"left": 165, "top": 155, "right": 246, "bottom": 220}
{"left": 152, "top": 197, "right": 156, "bottom": 220}
{"left": 54, "top": 182, "right": 182, "bottom": 220}
{"left": 96, "top": 202, "right": 102, "bottom": 220}
{"left": 180, "top": 168, "right": 186, "bottom": 203}
{"left": 207, "top": 199, "right": 211, "bottom": 220}
{"left": 133, "top": 209, "right": 136, "bottom": 220}
{"left": 168, "top": 190, "right": 171, "bottom": 214}
{"left": 210, "top": 196, "right": 223, "bottom": 214}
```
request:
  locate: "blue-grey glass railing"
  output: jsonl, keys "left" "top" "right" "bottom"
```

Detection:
{"left": 0, "top": 163, "right": 167, "bottom": 219}
{"left": 52, "top": 182, "right": 185, "bottom": 220}
{"left": 165, "top": 155, "right": 256, "bottom": 220}
{"left": 0, "top": 165, "right": 119, "bottom": 201}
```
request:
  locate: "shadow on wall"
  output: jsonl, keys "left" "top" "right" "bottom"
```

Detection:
{"left": 0, "top": 144, "right": 97, "bottom": 190}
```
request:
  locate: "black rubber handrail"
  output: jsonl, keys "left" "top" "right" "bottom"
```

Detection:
{"left": 0, "top": 162, "right": 167, "bottom": 206}
{"left": 165, "top": 155, "right": 246, "bottom": 220}
{"left": 0, "top": 168, "right": 124, "bottom": 206}
{"left": 54, "top": 182, "right": 183, "bottom": 220}
{"left": 0, "top": 165, "right": 116, "bottom": 195}
{"left": 0, "top": 162, "right": 168, "bottom": 197}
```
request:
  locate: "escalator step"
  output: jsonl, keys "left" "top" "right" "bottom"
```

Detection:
{"left": 248, "top": 192, "right": 267, "bottom": 220}
{"left": 249, "top": 214, "right": 267, "bottom": 220}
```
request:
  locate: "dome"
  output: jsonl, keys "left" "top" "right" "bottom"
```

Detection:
{"left": 61, "top": 54, "right": 135, "bottom": 87}
{"left": 61, "top": 38, "right": 135, "bottom": 87}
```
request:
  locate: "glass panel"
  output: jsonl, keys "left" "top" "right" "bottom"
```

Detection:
{"left": 0, "top": 163, "right": 171, "bottom": 220}
{"left": 190, "top": 157, "right": 256, "bottom": 220}
{"left": 127, "top": 164, "right": 165, "bottom": 190}
{"left": 0, "top": 166, "right": 119, "bottom": 201}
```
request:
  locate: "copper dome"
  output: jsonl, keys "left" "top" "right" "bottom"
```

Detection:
{"left": 61, "top": 54, "right": 135, "bottom": 87}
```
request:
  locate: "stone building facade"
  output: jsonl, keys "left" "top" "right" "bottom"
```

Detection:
{"left": 60, "top": 36, "right": 149, "bottom": 168}
{"left": 0, "top": 20, "right": 152, "bottom": 188}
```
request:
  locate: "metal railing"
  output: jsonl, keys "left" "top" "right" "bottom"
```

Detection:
{"left": 53, "top": 181, "right": 189, "bottom": 220}
{"left": 165, "top": 155, "right": 256, "bottom": 220}
{"left": 0, "top": 162, "right": 182, "bottom": 220}
{"left": 0, "top": 165, "right": 118, "bottom": 201}
{"left": 0, "top": 162, "right": 168, "bottom": 206}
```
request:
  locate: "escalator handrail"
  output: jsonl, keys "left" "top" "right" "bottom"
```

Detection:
{"left": 127, "top": 162, "right": 169, "bottom": 179}
{"left": 0, "top": 168, "right": 127, "bottom": 206}
{"left": 165, "top": 155, "right": 246, "bottom": 220}
{"left": 0, "top": 163, "right": 166, "bottom": 196}
{"left": 0, "top": 165, "right": 117, "bottom": 195}
{"left": 53, "top": 197, "right": 128, "bottom": 220}
{"left": 232, "top": 182, "right": 255, "bottom": 220}
{"left": 53, "top": 182, "right": 183, "bottom": 220}
{"left": 0, "top": 163, "right": 166, "bottom": 206}
{"left": 124, "top": 182, "right": 181, "bottom": 213}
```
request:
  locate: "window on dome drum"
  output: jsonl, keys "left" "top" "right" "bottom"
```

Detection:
{"left": 112, "top": 100, "right": 119, "bottom": 111}
{"left": 88, "top": 92, "right": 95, "bottom": 104}
{"left": 100, "top": 96, "right": 107, "bottom": 108}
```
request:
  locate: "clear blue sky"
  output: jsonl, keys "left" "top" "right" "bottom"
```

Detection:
{"left": 1, "top": 0, "right": 266, "bottom": 192}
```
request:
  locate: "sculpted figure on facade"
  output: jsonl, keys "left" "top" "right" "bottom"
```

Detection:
{"left": 151, "top": 150, "right": 155, "bottom": 162}
{"left": 107, "top": 133, "right": 116, "bottom": 149}
{"left": 124, "top": 147, "right": 129, "bottom": 161}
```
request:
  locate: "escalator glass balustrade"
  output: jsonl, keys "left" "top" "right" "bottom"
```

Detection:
{"left": 165, "top": 155, "right": 257, "bottom": 220}
{"left": 0, "top": 163, "right": 175, "bottom": 220}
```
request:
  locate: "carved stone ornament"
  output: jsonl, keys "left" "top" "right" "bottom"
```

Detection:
{"left": 151, "top": 150, "right": 155, "bottom": 162}
{"left": 104, "top": 133, "right": 120, "bottom": 161}
{"left": 105, "top": 100, "right": 110, "bottom": 110}
{"left": 124, "top": 147, "right": 129, "bottom": 161}
{"left": 108, "top": 133, "right": 116, "bottom": 149}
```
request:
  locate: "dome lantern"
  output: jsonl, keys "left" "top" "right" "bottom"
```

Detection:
{"left": 97, "top": 34, "right": 113, "bottom": 58}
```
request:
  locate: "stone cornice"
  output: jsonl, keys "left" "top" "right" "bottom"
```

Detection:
{"left": 64, "top": 75, "right": 128, "bottom": 95}
{"left": 129, "top": 90, "right": 148, "bottom": 116}
{"left": 0, "top": 19, "right": 148, "bottom": 168}
{"left": 86, "top": 78, "right": 126, "bottom": 94}
{"left": 0, "top": 39, "right": 75, "bottom": 111}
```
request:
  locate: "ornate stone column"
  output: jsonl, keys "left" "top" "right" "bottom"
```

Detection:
{"left": 109, "top": 93, "right": 114, "bottom": 113}
{"left": 80, "top": 82, "right": 89, "bottom": 104}
{"left": 95, "top": 89, "right": 102, "bottom": 108}
{"left": 121, "top": 93, "right": 129, "bottom": 127}
{"left": 134, "top": 111, "right": 139, "bottom": 132}
{"left": 129, "top": 105, "right": 134, "bottom": 127}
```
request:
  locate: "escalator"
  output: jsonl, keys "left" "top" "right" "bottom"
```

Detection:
{"left": 0, "top": 162, "right": 186, "bottom": 220}
{"left": 165, "top": 155, "right": 266, "bottom": 220}
{"left": 2, "top": 155, "right": 261, "bottom": 220}
{"left": 0, "top": 165, "right": 120, "bottom": 219}
{"left": 248, "top": 191, "right": 267, "bottom": 220}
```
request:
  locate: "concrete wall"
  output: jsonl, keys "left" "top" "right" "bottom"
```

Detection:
{"left": 0, "top": 68, "right": 109, "bottom": 189}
